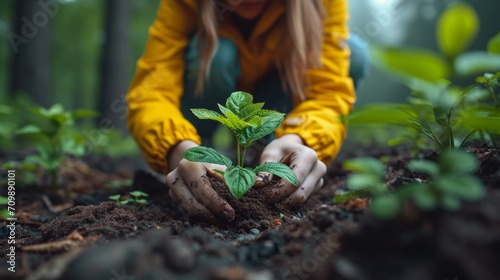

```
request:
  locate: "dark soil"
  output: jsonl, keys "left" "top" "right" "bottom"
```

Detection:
{"left": 1, "top": 147, "right": 499, "bottom": 280}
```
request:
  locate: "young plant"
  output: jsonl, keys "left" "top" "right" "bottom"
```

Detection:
{"left": 400, "top": 149, "right": 485, "bottom": 211}
{"left": 335, "top": 150, "right": 486, "bottom": 219}
{"left": 347, "top": 3, "right": 500, "bottom": 152}
{"left": 109, "top": 191, "right": 149, "bottom": 205}
{"left": 15, "top": 104, "right": 96, "bottom": 189}
{"left": 183, "top": 91, "right": 298, "bottom": 199}
{"left": 334, "top": 157, "right": 399, "bottom": 219}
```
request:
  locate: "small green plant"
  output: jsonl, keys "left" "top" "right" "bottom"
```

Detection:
{"left": 401, "top": 149, "right": 485, "bottom": 211}
{"left": 14, "top": 104, "right": 96, "bottom": 189}
{"left": 347, "top": 3, "right": 500, "bottom": 152}
{"left": 183, "top": 91, "right": 298, "bottom": 199}
{"left": 334, "top": 150, "right": 486, "bottom": 219}
{"left": 334, "top": 157, "right": 398, "bottom": 219}
{"left": 109, "top": 191, "right": 149, "bottom": 205}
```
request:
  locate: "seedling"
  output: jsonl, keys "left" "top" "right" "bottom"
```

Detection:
{"left": 334, "top": 150, "right": 486, "bottom": 219}
{"left": 401, "top": 149, "right": 485, "bottom": 211}
{"left": 183, "top": 91, "right": 298, "bottom": 199}
{"left": 109, "top": 191, "right": 149, "bottom": 205}
{"left": 334, "top": 157, "right": 398, "bottom": 219}
{"left": 15, "top": 104, "right": 96, "bottom": 189}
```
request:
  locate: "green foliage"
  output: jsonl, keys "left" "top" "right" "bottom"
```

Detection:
{"left": 109, "top": 191, "right": 149, "bottom": 205}
{"left": 402, "top": 150, "right": 484, "bottom": 211}
{"left": 334, "top": 157, "right": 400, "bottom": 219}
{"left": 334, "top": 150, "right": 485, "bottom": 219}
{"left": 350, "top": 2, "right": 500, "bottom": 151}
{"left": 437, "top": 2, "right": 478, "bottom": 58}
{"left": 13, "top": 104, "right": 97, "bottom": 188}
{"left": 488, "top": 33, "right": 500, "bottom": 54}
{"left": 183, "top": 91, "right": 298, "bottom": 200}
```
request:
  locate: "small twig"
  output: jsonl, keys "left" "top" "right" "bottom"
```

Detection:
{"left": 41, "top": 195, "right": 73, "bottom": 213}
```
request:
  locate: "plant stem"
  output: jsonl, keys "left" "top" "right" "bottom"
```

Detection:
{"left": 447, "top": 112, "right": 454, "bottom": 149}
{"left": 241, "top": 148, "right": 247, "bottom": 167}
{"left": 237, "top": 141, "right": 241, "bottom": 167}
{"left": 459, "top": 129, "right": 477, "bottom": 149}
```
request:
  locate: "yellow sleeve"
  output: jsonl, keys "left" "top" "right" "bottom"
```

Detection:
{"left": 126, "top": 0, "right": 200, "bottom": 174}
{"left": 275, "top": 0, "right": 355, "bottom": 165}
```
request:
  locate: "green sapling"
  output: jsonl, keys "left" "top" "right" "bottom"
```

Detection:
{"left": 183, "top": 91, "right": 298, "bottom": 200}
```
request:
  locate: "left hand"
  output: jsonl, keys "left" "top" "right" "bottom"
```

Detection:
{"left": 254, "top": 134, "right": 326, "bottom": 206}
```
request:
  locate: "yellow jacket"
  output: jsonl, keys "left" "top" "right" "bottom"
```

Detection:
{"left": 127, "top": 0, "right": 355, "bottom": 174}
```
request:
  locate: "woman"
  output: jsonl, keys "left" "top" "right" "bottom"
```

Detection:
{"left": 127, "top": 0, "right": 362, "bottom": 222}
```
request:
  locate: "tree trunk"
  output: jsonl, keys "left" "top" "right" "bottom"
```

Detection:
{"left": 97, "top": 0, "right": 131, "bottom": 132}
{"left": 10, "top": 0, "right": 53, "bottom": 107}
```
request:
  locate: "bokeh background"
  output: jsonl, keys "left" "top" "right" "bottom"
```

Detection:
{"left": 0, "top": 0, "right": 499, "bottom": 169}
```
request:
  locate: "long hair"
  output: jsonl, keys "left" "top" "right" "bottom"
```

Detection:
{"left": 196, "top": 0, "right": 326, "bottom": 100}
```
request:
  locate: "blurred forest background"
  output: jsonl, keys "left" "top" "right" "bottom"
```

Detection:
{"left": 0, "top": 0, "right": 498, "bottom": 168}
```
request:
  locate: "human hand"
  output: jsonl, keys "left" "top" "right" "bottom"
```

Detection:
{"left": 254, "top": 134, "right": 326, "bottom": 206}
{"left": 166, "top": 160, "right": 235, "bottom": 222}
{"left": 166, "top": 141, "right": 235, "bottom": 222}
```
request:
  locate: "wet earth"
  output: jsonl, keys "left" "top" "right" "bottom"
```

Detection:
{"left": 1, "top": 146, "right": 499, "bottom": 280}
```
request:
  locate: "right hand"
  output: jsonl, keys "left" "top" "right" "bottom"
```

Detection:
{"left": 166, "top": 141, "right": 235, "bottom": 222}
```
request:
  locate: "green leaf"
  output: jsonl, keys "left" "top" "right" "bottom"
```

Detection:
{"left": 438, "top": 149, "right": 478, "bottom": 174}
{"left": 407, "top": 160, "right": 439, "bottom": 177}
{"left": 224, "top": 166, "right": 256, "bottom": 200}
{"left": 240, "top": 110, "right": 284, "bottom": 148}
{"left": 120, "top": 199, "right": 133, "bottom": 205}
{"left": 240, "top": 102, "right": 265, "bottom": 120}
{"left": 226, "top": 91, "right": 253, "bottom": 117}
{"left": 436, "top": 176, "right": 485, "bottom": 200}
{"left": 109, "top": 194, "right": 121, "bottom": 201}
{"left": 437, "top": 2, "right": 478, "bottom": 58}
{"left": 16, "top": 125, "right": 43, "bottom": 135}
{"left": 487, "top": 32, "right": 500, "bottom": 54}
{"left": 71, "top": 109, "right": 98, "bottom": 119}
{"left": 370, "top": 46, "right": 450, "bottom": 82}
{"left": 130, "top": 191, "right": 148, "bottom": 197}
{"left": 441, "top": 196, "right": 461, "bottom": 211}
{"left": 371, "top": 196, "right": 400, "bottom": 219}
{"left": 455, "top": 52, "right": 500, "bottom": 76}
{"left": 343, "top": 157, "right": 385, "bottom": 177}
{"left": 332, "top": 189, "right": 372, "bottom": 204}
{"left": 135, "top": 199, "right": 148, "bottom": 204}
{"left": 347, "top": 174, "right": 381, "bottom": 190}
{"left": 191, "top": 108, "right": 225, "bottom": 122}
{"left": 460, "top": 109, "right": 500, "bottom": 133}
{"left": 411, "top": 186, "right": 438, "bottom": 210}
{"left": 433, "top": 106, "right": 448, "bottom": 126}
{"left": 0, "top": 196, "right": 8, "bottom": 205}
{"left": 253, "top": 162, "right": 298, "bottom": 186}
{"left": 217, "top": 104, "right": 251, "bottom": 131}
{"left": 347, "top": 103, "right": 414, "bottom": 125}
{"left": 183, "top": 146, "right": 232, "bottom": 167}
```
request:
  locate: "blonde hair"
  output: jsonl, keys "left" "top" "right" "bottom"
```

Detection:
{"left": 196, "top": 0, "right": 326, "bottom": 100}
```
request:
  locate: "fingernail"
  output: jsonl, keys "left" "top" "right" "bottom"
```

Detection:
{"left": 223, "top": 205, "right": 235, "bottom": 221}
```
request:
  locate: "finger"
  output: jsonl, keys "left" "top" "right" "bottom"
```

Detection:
{"left": 179, "top": 164, "right": 235, "bottom": 222}
{"left": 261, "top": 179, "right": 297, "bottom": 204}
{"left": 254, "top": 172, "right": 273, "bottom": 188}
{"left": 283, "top": 161, "right": 326, "bottom": 207}
{"left": 167, "top": 175, "right": 219, "bottom": 223}
{"left": 205, "top": 166, "right": 225, "bottom": 181}
{"left": 169, "top": 189, "right": 181, "bottom": 204}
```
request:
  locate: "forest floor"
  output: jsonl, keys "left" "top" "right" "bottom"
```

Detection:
{"left": 1, "top": 145, "right": 500, "bottom": 280}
